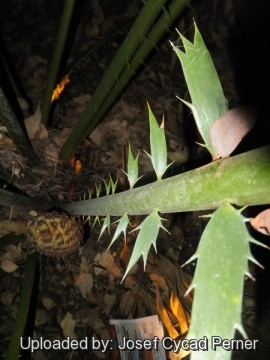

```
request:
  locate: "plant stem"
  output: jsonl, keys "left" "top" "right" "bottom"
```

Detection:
{"left": 61, "top": 145, "right": 270, "bottom": 216}
{"left": 0, "top": 88, "right": 40, "bottom": 167}
{"left": 6, "top": 252, "right": 39, "bottom": 360}
{"left": 80, "top": 0, "right": 189, "bottom": 155}
{"left": 40, "top": 0, "right": 77, "bottom": 126}
{"left": 59, "top": 0, "right": 189, "bottom": 160}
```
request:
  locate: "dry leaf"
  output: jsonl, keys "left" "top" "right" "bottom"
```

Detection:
{"left": 1, "top": 291, "right": 15, "bottom": 306}
{"left": 52, "top": 128, "right": 72, "bottom": 148}
{"left": 1, "top": 259, "right": 18, "bottom": 273}
{"left": 0, "top": 131, "right": 13, "bottom": 146}
{"left": 24, "top": 104, "right": 42, "bottom": 139}
{"left": 35, "top": 309, "right": 48, "bottom": 327}
{"left": 73, "top": 94, "right": 91, "bottom": 104}
{"left": 60, "top": 312, "right": 77, "bottom": 340}
{"left": 0, "top": 253, "right": 15, "bottom": 262}
{"left": 0, "top": 150, "right": 26, "bottom": 174}
{"left": 250, "top": 209, "right": 270, "bottom": 236}
{"left": 149, "top": 273, "right": 168, "bottom": 291}
{"left": 94, "top": 252, "right": 121, "bottom": 278}
{"left": 24, "top": 103, "right": 48, "bottom": 139}
{"left": 87, "top": 292, "right": 98, "bottom": 303}
{"left": 119, "top": 290, "right": 134, "bottom": 316}
{"left": 38, "top": 123, "right": 48, "bottom": 139}
{"left": 42, "top": 298, "right": 56, "bottom": 310}
{"left": 119, "top": 99, "right": 141, "bottom": 119}
{"left": 89, "top": 125, "right": 103, "bottom": 146}
{"left": 4, "top": 245, "right": 21, "bottom": 259}
{"left": 123, "top": 275, "right": 136, "bottom": 289}
{"left": 17, "top": 97, "right": 29, "bottom": 110}
{"left": 75, "top": 273, "right": 93, "bottom": 299}
{"left": 91, "top": 0, "right": 104, "bottom": 36}
{"left": 103, "top": 292, "right": 117, "bottom": 315}
{"left": 210, "top": 106, "right": 258, "bottom": 159}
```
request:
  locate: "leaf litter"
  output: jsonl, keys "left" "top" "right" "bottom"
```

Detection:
{"left": 0, "top": 1, "right": 260, "bottom": 359}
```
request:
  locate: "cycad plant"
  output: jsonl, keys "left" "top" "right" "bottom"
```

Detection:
{"left": 1, "top": 2, "right": 270, "bottom": 360}
{"left": 60, "top": 26, "right": 270, "bottom": 360}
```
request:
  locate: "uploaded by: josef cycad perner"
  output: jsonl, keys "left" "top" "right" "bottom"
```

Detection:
{"left": 20, "top": 336, "right": 259, "bottom": 353}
